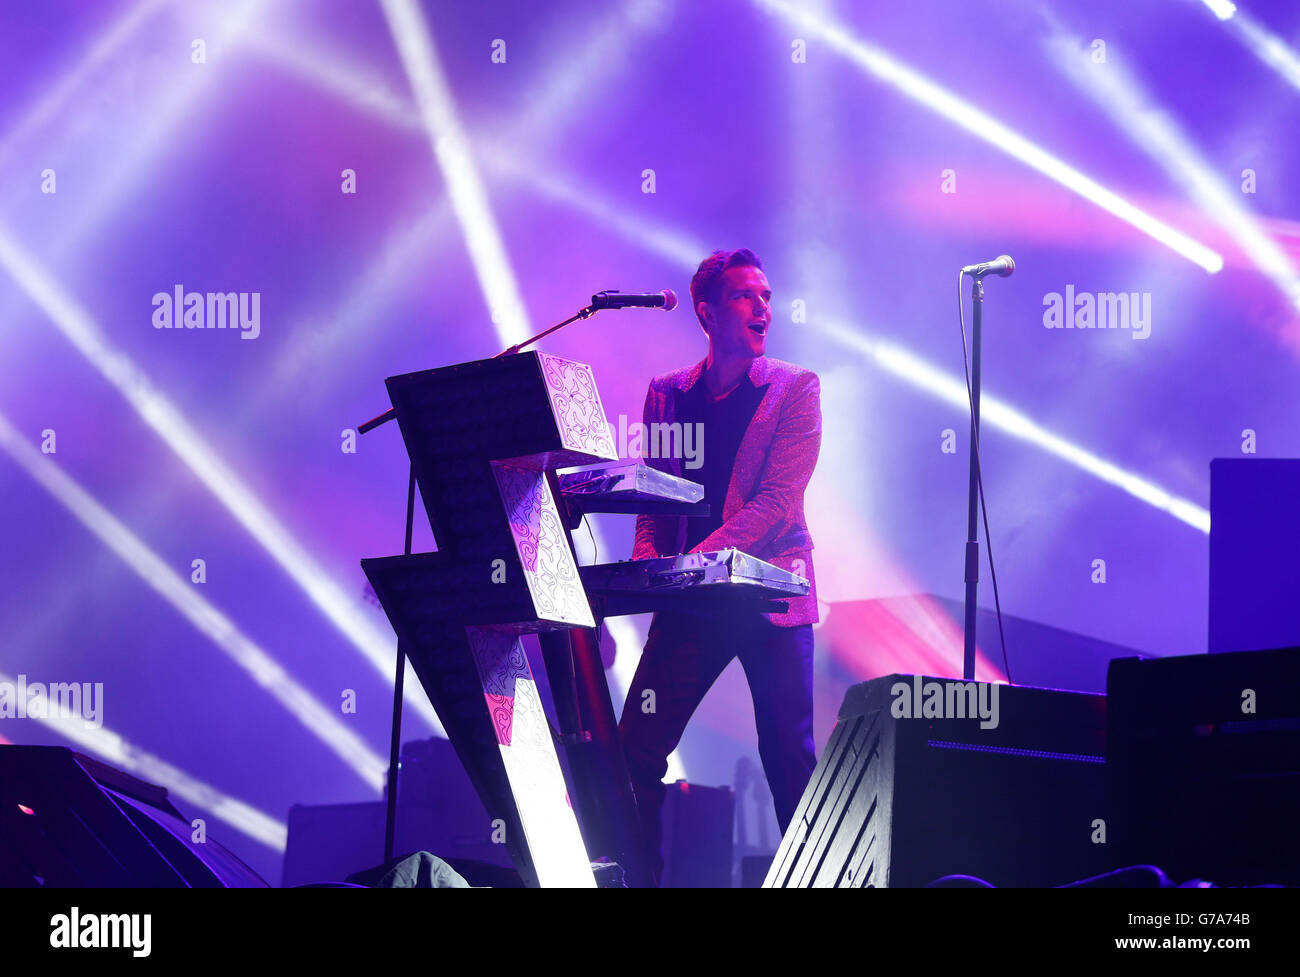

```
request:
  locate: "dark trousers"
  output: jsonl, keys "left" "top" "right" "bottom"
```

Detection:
{"left": 617, "top": 608, "right": 816, "bottom": 880}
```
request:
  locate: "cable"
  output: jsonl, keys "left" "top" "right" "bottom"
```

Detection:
{"left": 582, "top": 514, "right": 598, "bottom": 563}
{"left": 925, "top": 873, "right": 996, "bottom": 888}
{"left": 957, "top": 269, "right": 1013, "bottom": 685}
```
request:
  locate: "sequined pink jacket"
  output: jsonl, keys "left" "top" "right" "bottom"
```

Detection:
{"left": 631, "top": 355, "right": 821, "bottom": 626}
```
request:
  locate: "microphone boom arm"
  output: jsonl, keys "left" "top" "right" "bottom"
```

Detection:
{"left": 492, "top": 303, "right": 600, "bottom": 360}
{"left": 356, "top": 302, "right": 601, "bottom": 435}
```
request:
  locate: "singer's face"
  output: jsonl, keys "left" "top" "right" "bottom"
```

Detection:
{"left": 703, "top": 265, "right": 772, "bottom": 359}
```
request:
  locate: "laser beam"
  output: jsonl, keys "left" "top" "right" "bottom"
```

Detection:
{"left": 0, "top": 223, "right": 444, "bottom": 738}
{"left": 753, "top": 0, "right": 1224, "bottom": 273}
{"left": 0, "top": 411, "right": 388, "bottom": 790}
{"left": 0, "top": 669, "right": 287, "bottom": 851}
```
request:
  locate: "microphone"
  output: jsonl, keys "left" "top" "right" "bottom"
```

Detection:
{"left": 961, "top": 255, "right": 1015, "bottom": 278}
{"left": 590, "top": 289, "right": 678, "bottom": 311}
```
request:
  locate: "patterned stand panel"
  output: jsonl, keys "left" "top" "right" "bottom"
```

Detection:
{"left": 368, "top": 353, "right": 617, "bottom": 887}
{"left": 491, "top": 462, "right": 593, "bottom": 629}
{"left": 537, "top": 352, "right": 619, "bottom": 461}
{"left": 468, "top": 629, "right": 594, "bottom": 887}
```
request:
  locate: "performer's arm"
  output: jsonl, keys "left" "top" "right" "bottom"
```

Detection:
{"left": 690, "top": 371, "right": 821, "bottom": 556}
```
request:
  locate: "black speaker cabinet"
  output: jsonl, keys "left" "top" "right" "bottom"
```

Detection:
{"left": 0, "top": 746, "right": 268, "bottom": 888}
{"left": 765, "top": 675, "right": 1110, "bottom": 887}
{"left": 282, "top": 737, "right": 514, "bottom": 887}
{"left": 1108, "top": 647, "right": 1300, "bottom": 885}
{"left": 660, "top": 781, "right": 733, "bottom": 888}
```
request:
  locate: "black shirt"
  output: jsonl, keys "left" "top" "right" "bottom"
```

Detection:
{"left": 678, "top": 375, "right": 765, "bottom": 552}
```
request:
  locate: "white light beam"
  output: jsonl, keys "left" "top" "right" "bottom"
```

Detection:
{"left": 378, "top": 0, "right": 532, "bottom": 344}
{"left": 0, "top": 409, "right": 389, "bottom": 791}
{"left": 1047, "top": 30, "right": 1300, "bottom": 313}
{"left": 0, "top": 223, "right": 443, "bottom": 737}
{"left": 0, "top": 668, "right": 287, "bottom": 851}
{"left": 754, "top": 0, "right": 1224, "bottom": 273}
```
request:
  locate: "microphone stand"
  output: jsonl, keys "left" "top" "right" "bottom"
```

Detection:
{"left": 962, "top": 276, "right": 984, "bottom": 682}
{"left": 382, "top": 466, "right": 415, "bottom": 866}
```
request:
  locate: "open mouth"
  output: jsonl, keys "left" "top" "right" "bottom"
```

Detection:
{"left": 749, "top": 323, "right": 767, "bottom": 336}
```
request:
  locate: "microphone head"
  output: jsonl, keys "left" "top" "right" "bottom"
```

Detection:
{"left": 996, "top": 255, "right": 1015, "bottom": 277}
{"left": 661, "top": 289, "right": 678, "bottom": 312}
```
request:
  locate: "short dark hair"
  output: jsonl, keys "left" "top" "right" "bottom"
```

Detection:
{"left": 690, "top": 248, "right": 763, "bottom": 331}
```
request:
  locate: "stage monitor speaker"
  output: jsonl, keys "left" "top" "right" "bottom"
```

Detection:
{"left": 740, "top": 854, "right": 774, "bottom": 889}
{"left": 282, "top": 801, "right": 388, "bottom": 889}
{"left": 764, "top": 676, "right": 1109, "bottom": 887}
{"left": 1108, "top": 647, "right": 1300, "bottom": 886}
{"left": 0, "top": 746, "right": 268, "bottom": 888}
{"left": 660, "top": 781, "right": 733, "bottom": 888}
{"left": 282, "top": 737, "right": 513, "bottom": 887}
{"left": 1208, "top": 458, "right": 1300, "bottom": 653}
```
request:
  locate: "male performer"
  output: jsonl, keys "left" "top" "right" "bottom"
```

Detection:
{"left": 618, "top": 248, "right": 821, "bottom": 878}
